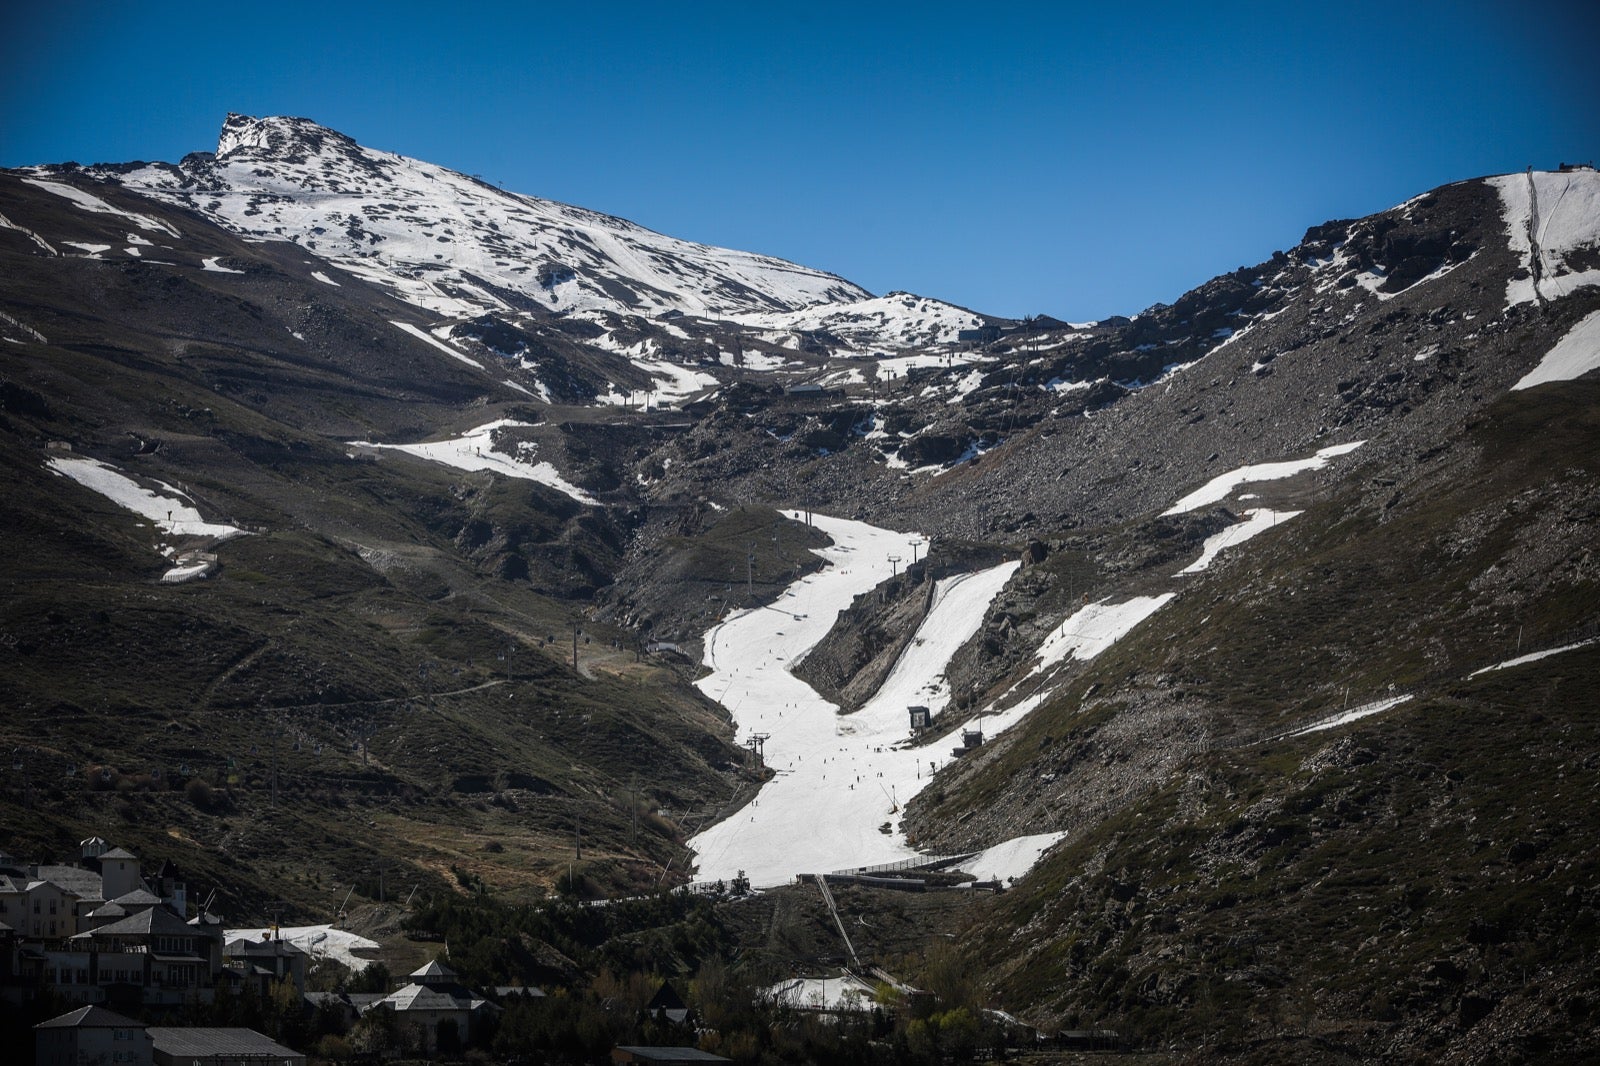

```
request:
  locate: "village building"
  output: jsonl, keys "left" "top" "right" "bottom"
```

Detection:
{"left": 33, "top": 1005, "right": 153, "bottom": 1066}
{"left": 52, "top": 904, "right": 227, "bottom": 1007}
{"left": 363, "top": 959, "right": 498, "bottom": 1054}
{"left": 0, "top": 838, "right": 231, "bottom": 1009}
{"left": 222, "top": 934, "right": 309, "bottom": 997}
{"left": 32, "top": 1007, "right": 306, "bottom": 1066}
{"left": 643, "top": 981, "right": 696, "bottom": 1028}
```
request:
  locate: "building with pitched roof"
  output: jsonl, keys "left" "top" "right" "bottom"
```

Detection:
{"left": 1, "top": 838, "right": 215, "bottom": 1009}
{"left": 223, "top": 934, "right": 309, "bottom": 997}
{"left": 42, "top": 901, "right": 226, "bottom": 1007}
{"left": 364, "top": 960, "right": 498, "bottom": 1054}
{"left": 33, "top": 1005, "right": 152, "bottom": 1066}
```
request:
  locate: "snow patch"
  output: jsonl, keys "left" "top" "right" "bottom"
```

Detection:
{"left": 391, "top": 320, "right": 485, "bottom": 370}
{"left": 1163, "top": 442, "right": 1364, "bottom": 515}
{"left": 689, "top": 518, "right": 1037, "bottom": 888}
{"left": 1511, "top": 308, "right": 1600, "bottom": 390}
{"left": 350, "top": 419, "right": 597, "bottom": 504}
{"left": 764, "top": 974, "right": 877, "bottom": 1012}
{"left": 1029, "top": 595, "right": 1175, "bottom": 677}
{"left": 1289, "top": 694, "right": 1412, "bottom": 736}
{"left": 1469, "top": 638, "right": 1599, "bottom": 677}
{"left": 47, "top": 456, "right": 245, "bottom": 539}
{"left": 952, "top": 832, "right": 1067, "bottom": 884}
{"left": 1175, "top": 508, "right": 1302, "bottom": 575}
{"left": 1490, "top": 169, "right": 1600, "bottom": 307}
{"left": 21, "top": 177, "right": 181, "bottom": 237}
{"left": 226, "top": 926, "right": 380, "bottom": 972}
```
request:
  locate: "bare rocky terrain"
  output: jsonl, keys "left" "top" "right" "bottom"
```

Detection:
{"left": 2, "top": 120, "right": 1597, "bottom": 1060}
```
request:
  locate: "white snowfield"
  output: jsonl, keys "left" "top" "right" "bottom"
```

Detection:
{"left": 1469, "top": 638, "right": 1598, "bottom": 678}
{"left": 1490, "top": 168, "right": 1600, "bottom": 307}
{"left": 226, "top": 925, "right": 380, "bottom": 972}
{"left": 764, "top": 974, "right": 877, "bottom": 1012}
{"left": 159, "top": 561, "right": 214, "bottom": 584}
{"left": 110, "top": 114, "right": 867, "bottom": 322}
{"left": 1289, "top": 694, "right": 1412, "bottom": 737}
{"left": 689, "top": 511, "right": 1184, "bottom": 888}
{"left": 47, "top": 456, "right": 245, "bottom": 539}
{"left": 1512, "top": 308, "right": 1600, "bottom": 390}
{"left": 953, "top": 831, "right": 1068, "bottom": 883}
{"left": 1162, "top": 441, "right": 1365, "bottom": 515}
{"left": 1027, "top": 595, "right": 1175, "bottom": 677}
{"left": 1175, "top": 508, "right": 1302, "bottom": 575}
{"left": 728, "top": 292, "right": 982, "bottom": 351}
{"left": 595, "top": 359, "right": 719, "bottom": 409}
{"left": 21, "top": 177, "right": 181, "bottom": 238}
{"left": 689, "top": 514, "right": 1045, "bottom": 887}
{"left": 349, "top": 419, "right": 598, "bottom": 504}
{"left": 390, "top": 320, "right": 484, "bottom": 370}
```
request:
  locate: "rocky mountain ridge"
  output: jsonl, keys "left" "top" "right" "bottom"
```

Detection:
{"left": 3, "top": 119, "right": 1598, "bottom": 1061}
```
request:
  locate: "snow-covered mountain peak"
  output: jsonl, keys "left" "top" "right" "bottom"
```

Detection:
{"left": 216, "top": 113, "right": 335, "bottom": 159}
{"left": 728, "top": 290, "right": 985, "bottom": 351}
{"left": 106, "top": 114, "right": 874, "bottom": 323}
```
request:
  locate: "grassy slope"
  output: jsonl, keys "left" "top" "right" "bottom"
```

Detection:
{"left": 929, "top": 381, "right": 1600, "bottom": 1059}
{"left": 0, "top": 176, "right": 752, "bottom": 919}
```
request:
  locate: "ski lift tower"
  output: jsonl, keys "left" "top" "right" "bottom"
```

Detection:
{"left": 746, "top": 733, "right": 770, "bottom": 767}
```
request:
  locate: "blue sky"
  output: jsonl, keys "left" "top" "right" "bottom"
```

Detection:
{"left": 3, "top": 2, "right": 1597, "bottom": 319}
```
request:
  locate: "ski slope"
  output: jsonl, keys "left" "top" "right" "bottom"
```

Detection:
{"left": 689, "top": 513, "right": 1031, "bottom": 887}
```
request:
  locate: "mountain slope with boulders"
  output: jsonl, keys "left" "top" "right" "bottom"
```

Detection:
{"left": 2, "top": 116, "right": 1598, "bottom": 1060}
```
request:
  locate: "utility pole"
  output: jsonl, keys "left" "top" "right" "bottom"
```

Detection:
{"left": 571, "top": 621, "right": 581, "bottom": 672}
{"left": 270, "top": 718, "right": 280, "bottom": 809}
{"left": 747, "top": 541, "right": 756, "bottom": 599}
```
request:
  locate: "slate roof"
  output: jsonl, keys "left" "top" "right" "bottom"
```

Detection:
{"left": 91, "top": 906, "right": 198, "bottom": 938}
{"left": 147, "top": 1027, "right": 300, "bottom": 1058}
{"left": 31, "top": 865, "right": 103, "bottom": 899}
{"left": 225, "top": 936, "right": 308, "bottom": 957}
{"left": 346, "top": 992, "right": 386, "bottom": 1011}
{"left": 384, "top": 983, "right": 486, "bottom": 1012}
{"left": 110, "top": 889, "right": 162, "bottom": 908}
{"left": 613, "top": 1047, "right": 731, "bottom": 1063}
{"left": 410, "top": 959, "right": 460, "bottom": 981}
{"left": 99, "top": 847, "right": 138, "bottom": 861}
{"left": 35, "top": 1005, "right": 145, "bottom": 1030}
